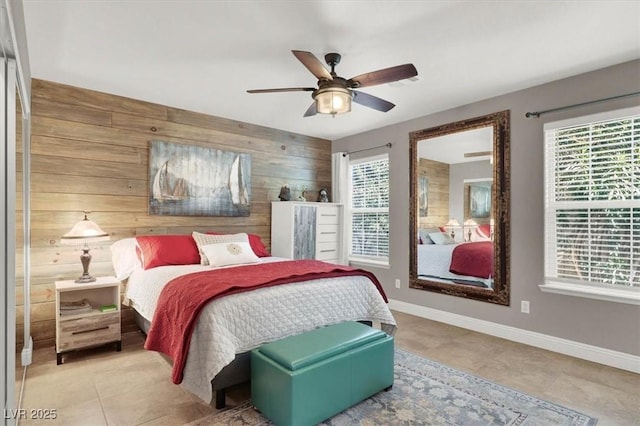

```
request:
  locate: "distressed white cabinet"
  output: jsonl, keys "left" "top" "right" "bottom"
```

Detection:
{"left": 271, "top": 202, "right": 346, "bottom": 265}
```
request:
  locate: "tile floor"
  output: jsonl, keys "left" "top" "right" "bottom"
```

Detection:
{"left": 13, "top": 310, "right": 640, "bottom": 425}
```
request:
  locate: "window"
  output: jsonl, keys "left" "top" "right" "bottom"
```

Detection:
{"left": 348, "top": 154, "right": 389, "bottom": 265}
{"left": 542, "top": 106, "right": 639, "bottom": 304}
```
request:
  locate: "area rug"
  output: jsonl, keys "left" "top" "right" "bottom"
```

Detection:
{"left": 189, "top": 348, "right": 598, "bottom": 425}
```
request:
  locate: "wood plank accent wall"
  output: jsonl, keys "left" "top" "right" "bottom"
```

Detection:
{"left": 417, "top": 157, "right": 449, "bottom": 229}
{"left": 16, "top": 79, "right": 332, "bottom": 349}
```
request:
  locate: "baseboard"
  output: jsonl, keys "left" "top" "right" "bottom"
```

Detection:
{"left": 389, "top": 299, "right": 640, "bottom": 374}
{"left": 21, "top": 336, "right": 33, "bottom": 366}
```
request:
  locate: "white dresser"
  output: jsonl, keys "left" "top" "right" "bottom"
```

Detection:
{"left": 271, "top": 202, "right": 346, "bottom": 265}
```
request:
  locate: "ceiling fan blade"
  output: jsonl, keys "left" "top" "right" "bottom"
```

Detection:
{"left": 303, "top": 102, "right": 317, "bottom": 117}
{"left": 349, "top": 64, "right": 417, "bottom": 88}
{"left": 292, "top": 50, "right": 333, "bottom": 81}
{"left": 352, "top": 90, "right": 395, "bottom": 112}
{"left": 247, "top": 87, "right": 315, "bottom": 94}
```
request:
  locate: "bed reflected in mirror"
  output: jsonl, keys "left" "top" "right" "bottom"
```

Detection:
{"left": 409, "top": 111, "right": 510, "bottom": 305}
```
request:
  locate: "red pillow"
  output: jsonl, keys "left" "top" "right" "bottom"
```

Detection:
{"left": 136, "top": 235, "right": 201, "bottom": 269}
{"left": 206, "top": 232, "right": 271, "bottom": 257}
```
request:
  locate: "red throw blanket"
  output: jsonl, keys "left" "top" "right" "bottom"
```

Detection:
{"left": 449, "top": 241, "right": 493, "bottom": 279}
{"left": 144, "top": 259, "right": 388, "bottom": 384}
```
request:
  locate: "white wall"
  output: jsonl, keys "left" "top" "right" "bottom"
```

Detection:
{"left": 333, "top": 60, "right": 640, "bottom": 357}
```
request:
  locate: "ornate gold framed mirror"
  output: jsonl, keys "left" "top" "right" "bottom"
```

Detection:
{"left": 409, "top": 111, "right": 510, "bottom": 305}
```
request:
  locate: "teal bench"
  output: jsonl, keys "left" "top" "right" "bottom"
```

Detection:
{"left": 251, "top": 321, "right": 394, "bottom": 426}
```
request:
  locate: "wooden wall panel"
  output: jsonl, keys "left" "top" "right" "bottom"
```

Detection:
{"left": 17, "top": 79, "right": 332, "bottom": 349}
{"left": 418, "top": 158, "right": 449, "bottom": 229}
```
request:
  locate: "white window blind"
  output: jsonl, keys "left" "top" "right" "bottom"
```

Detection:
{"left": 544, "top": 107, "right": 639, "bottom": 293}
{"left": 349, "top": 154, "right": 389, "bottom": 264}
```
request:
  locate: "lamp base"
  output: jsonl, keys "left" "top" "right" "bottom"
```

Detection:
{"left": 75, "top": 273, "right": 96, "bottom": 284}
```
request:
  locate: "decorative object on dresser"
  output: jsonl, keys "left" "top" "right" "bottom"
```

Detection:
{"left": 149, "top": 140, "right": 251, "bottom": 217}
{"left": 60, "top": 212, "right": 110, "bottom": 283}
{"left": 297, "top": 185, "right": 308, "bottom": 202}
{"left": 271, "top": 202, "right": 346, "bottom": 264}
{"left": 278, "top": 184, "right": 291, "bottom": 201}
{"left": 317, "top": 188, "right": 329, "bottom": 202}
{"left": 55, "top": 276, "right": 121, "bottom": 365}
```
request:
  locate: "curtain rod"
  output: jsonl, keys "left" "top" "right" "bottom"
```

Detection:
{"left": 525, "top": 91, "right": 640, "bottom": 118}
{"left": 342, "top": 142, "right": 392, "bottom": 157}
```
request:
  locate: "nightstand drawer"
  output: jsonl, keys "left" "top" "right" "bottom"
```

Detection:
{"left": 58, "top": 312, "right": 120, "bottom": 351}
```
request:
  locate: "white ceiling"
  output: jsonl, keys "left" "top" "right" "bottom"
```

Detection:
{"left": 21, "top": 1, "right": 640, "bottom": 141}
{"left": 418, "top": 127, "right": 493, "bottom": 165}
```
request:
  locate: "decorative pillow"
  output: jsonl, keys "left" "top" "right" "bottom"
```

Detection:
{"left": 201, "top": 241, "right": 260, "bottom": 268}
{"left": 428, "top": 231, "right": 456, "bottom": 245}
{"left": 192, "top": 232, "right": 249, "bottom": 265}
{"left": 135, "top": 235, "right": 201, "bottom": 270}
{"left": 206, "top": 232, "right": 271, "bottom": 258}
{"left": 475, "top": 224, "right": 492, "bottom": 241}
{"left": 418, "top": 227, "right": 441, "bottom": 245}
{"left": 109, "top": 238, "right": 142, "bottom": 280}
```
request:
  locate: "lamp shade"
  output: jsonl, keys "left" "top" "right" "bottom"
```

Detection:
{"left": 445, "top": 218, "right": 460, "bottom": 228}
{"left": 60, "top": 214, "right": 110, "bottom": 244}
{"left": 61, "top": 213, "right": 109, "bottom": 283}
{"left": 315, "top": 87, "right": 352, "bottom": 115}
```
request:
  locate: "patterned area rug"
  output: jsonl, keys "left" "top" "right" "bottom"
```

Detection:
{"left": 189, "top": 348, "right": 598, "bottom": 425}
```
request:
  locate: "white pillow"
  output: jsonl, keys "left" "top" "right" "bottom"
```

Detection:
{"left": 192, "top": 231, "right": 249, "bottom": 265}
{"left": 109, "top": 238, "right": 142, "bottom": 280}
{"left": 201, "top": 241, "right": 260, "bottom": 267}
{"left": 428, "top": 232, "right": 456, "bottom": 245}
{"left": 418, "top": 227, "right": 440, "bottom": 244}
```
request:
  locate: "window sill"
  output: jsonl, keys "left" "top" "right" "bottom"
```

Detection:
{"left": 349, "top": 259, "right": 390, "bottom": 269}
{"left": 539, "top": 282, "right": 640, "bottom": 305}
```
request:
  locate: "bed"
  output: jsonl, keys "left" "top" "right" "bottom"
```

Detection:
{"left": 417, "top": 241, "right": 494, "bottom": 288}
{"left": 112, "top": 234, "right": 396, "bottom": 408}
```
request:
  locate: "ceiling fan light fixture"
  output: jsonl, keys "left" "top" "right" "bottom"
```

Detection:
{"left": 314, "top": 87, "right": 352, "bottom": 116}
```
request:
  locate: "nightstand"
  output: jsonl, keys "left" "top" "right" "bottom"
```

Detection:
{"left": 55, "top": 276, "right": 122, "bottom": 365}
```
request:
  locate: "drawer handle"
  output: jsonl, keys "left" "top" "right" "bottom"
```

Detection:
{"left": 320, "top": 249, "right": 336, "bottom": 253}
{"left": 320, "top": 231, "right": 337, "bottom": 235}
{"left": 321, "top": 214, "right": 337, "bottom": 217}
{"left": 72, "top": 326, "right": 109, "bottom": 335}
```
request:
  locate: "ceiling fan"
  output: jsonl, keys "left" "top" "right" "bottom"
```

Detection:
{"left": 247, "top": 50, "right": 418, "bottom": 117}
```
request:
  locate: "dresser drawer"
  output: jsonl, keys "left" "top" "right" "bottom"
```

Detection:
{"left": 317, "top": 224, "right": 339, "bottom": 243}
{"left": 317, "top": 207, "right": 340, "bottom": 225}
{"left": 316, "top": 241, "right": 340, "bottom": 261}
{"left": 58, "top": 312, "right": 121, "bottom": 351}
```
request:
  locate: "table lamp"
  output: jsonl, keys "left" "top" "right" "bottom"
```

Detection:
{"left": 445, "top": 218, "right": 460, "bottom": 240}
{"left": 463, "top": 219, "right": 478, "bottom": 242}
{"left": 60, "top": 212, "right": 110, "bottom": 283}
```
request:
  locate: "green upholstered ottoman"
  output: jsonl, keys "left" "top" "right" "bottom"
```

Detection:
{"left": 251, "top": 321, "right": 394, "bottom": 426}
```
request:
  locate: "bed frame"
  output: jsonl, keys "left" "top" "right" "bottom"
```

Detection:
{"left": 133, "top": 309, "right": 247, "bottom": 408}
{"left": 133, "top": 310, "right": 372, "bottom": 409}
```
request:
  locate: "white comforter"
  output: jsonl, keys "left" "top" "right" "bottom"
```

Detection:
{"left": 417, "top": 244, "right": 493, "bottom": 287}
{"left": 124, "top": 257, "right": 396, "bottom": 403}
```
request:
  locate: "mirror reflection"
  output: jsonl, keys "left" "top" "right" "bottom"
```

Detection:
{"left": 409, "top": 111, "right": 510, "bottom": 305}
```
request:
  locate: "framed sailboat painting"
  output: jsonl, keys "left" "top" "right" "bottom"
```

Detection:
{"left": 148, "top": 140, "right": 251, "bottom": 217}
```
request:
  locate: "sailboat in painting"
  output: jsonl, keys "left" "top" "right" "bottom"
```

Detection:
{"left": 152, "top": 160, "right": 188, "bottom": 202}
{"left": 229, "top": 155, "right": 248, "bottom": 206}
